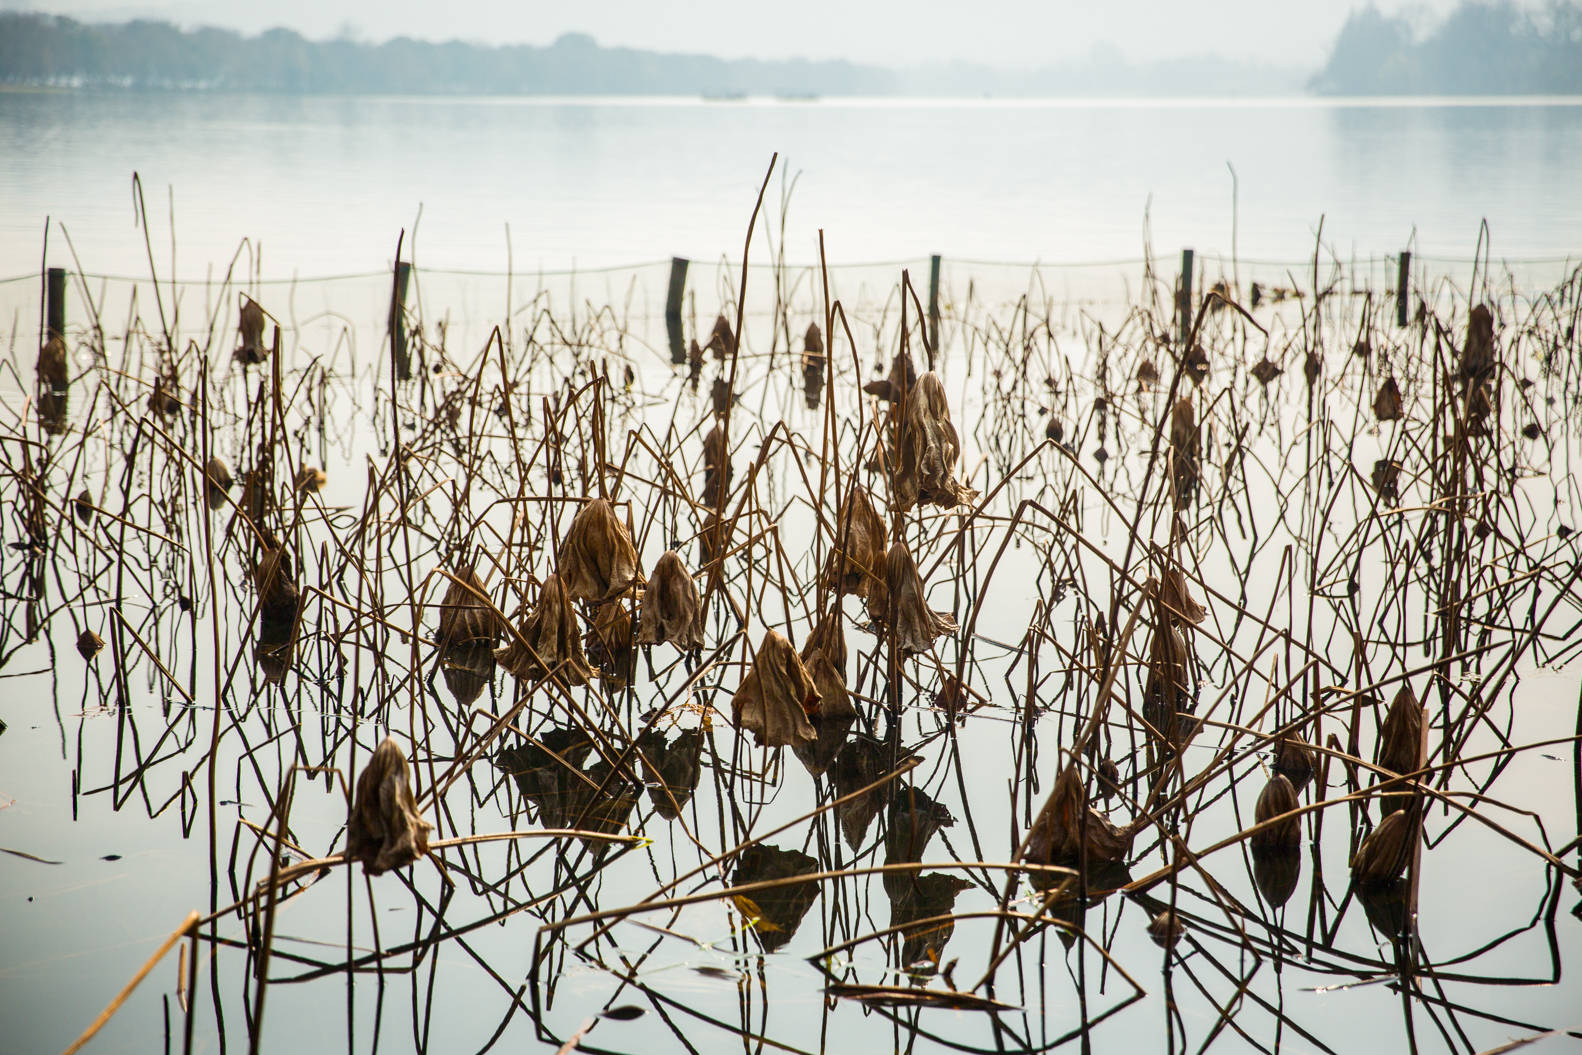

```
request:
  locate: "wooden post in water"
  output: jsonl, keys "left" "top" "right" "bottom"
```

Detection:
{"left": 46, "top": 267, "right": 65, "bottom": 339}
{"left": 665, "top": 256, "right": 689, "bottom": 365}
{"left": 390, "top": 260, "right": 412, "bottom": 380}
{"left": 1396, "top": 250, "right": 1412, "bottom": 327}
{"left": 1177, "top": 248, "right": 1195, "bottom": 346}
{"left": 927, "top": 254, "right": 942, "bottom": 356}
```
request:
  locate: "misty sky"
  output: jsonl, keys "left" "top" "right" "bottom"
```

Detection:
{"left": 7, "top": 0, "right": 1471, "bottom": 68}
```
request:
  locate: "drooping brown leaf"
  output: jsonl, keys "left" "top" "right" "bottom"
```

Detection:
{"left": 557, "top": 498, "right": 640, "bottom": 604}
{"left": 872, "top": 541, "right": 958, "bottom": 654}
{"left": 636, "top": 550, "right": 705, "bottom": 650}
{"left": 1373, "top": 377, "right": 1403, "bottom": 421}
{"left": 1371, "top": 458, "right": 1402, "bottom": 504}
{"left": 861, "top": 351, "right": 916, "bottom": 403}
{"left": 1184, "top": 344, "right": 1209, "bottom": 383}
{"left": 895, "top": 372, "right": 979, "bottom": 512}
{"left": 1460, "top": 303, "right": 1495, "bottom": 384}
{"left": 800, "top": 613, "right": 854, "bottom": 722}
{"left": 1169, "top": 396, "right": 1199, "bottom": 507}
{"left": 1252, "top": 773, "right": 1301, "bottom": 851}
{"left": 235, "top": 296, "right": 268, "bottom": 365}
{"left": 701, "top": 424, "right": 732, "bottom": 506}
{"left": 1157, "top": 568, "right": 1207, "bottom": 626}
{"left": 346, "top": 738, "right": 433, "bottom": 876}
{"left": 822, "top": 485, "right": 887, "bottom": 599}
{"left": 435, "top": 564, "right": 504, "bottom": 647}
{"left": 705, "top": 313, "right": 736, "bottom": 361}
{"left": 801, "top": 321, "right": 824, "bottom": 369}
{"left": 732, "top": 630, "right": 819, "bottom": 747}
{"left": 586, "top": 596, "right": 636, "bottom": 687}
{"left": 494, "top": 573, "right": 593, "bottom": 687}
{"left": 1018, "top": 765, "right": 1137, "bottom": 878}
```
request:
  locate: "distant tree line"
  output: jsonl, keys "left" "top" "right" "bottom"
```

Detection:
{"left": 0, "top": 15, "right": 898, "bottom": 94}
{"left": 1311, "top": 1, "right": 1582, "bottom": 94}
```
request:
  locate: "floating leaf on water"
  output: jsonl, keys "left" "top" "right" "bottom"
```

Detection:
{"left": 495, "top": 573, "right": 593, "bottom": 687}
{"left": 828, "top": 735, "right": 891, "bottom": 848}
{"left": 826, "top": 983, "right": 1017, "bottom": 1012}
{"left": 636, "top": 550, "right": 705, "bottom": 651}
{"left": 76, "top": 629, "right": 104, "bottom": 661}
{"left": 1252, "top": 773, "right": 1301, "bottom": 851}
{"left": 1373, "top": 377, "right": 1403, "bottom": 421}
{"left": 895, "top": 372, "right": 978, "bottom": 512}
{"left": 600, "top": 1006, "right": 645, "bottom": 1021}
{"left": 346, "top": 738, "right": 433, "bottom": 876}
{"left": 557, "top": 498, "right": 640, "bottom": 604}
{"left": 1350, "top": 806, "right": 1418, "bottom": 886}
{"left": 732, "top": 630, "right": 818, "bottom": 747}
{"left": 872, "top": 541, "right": 959, "bottom": 654}
{"left": 822, "top": 485, "right": 887, "bottom": 600}
{"left": 887, "top": 872, "right": 974, "bottom": 976}
{"left": 496, "top": 729, "right": 594, "bottom": 826}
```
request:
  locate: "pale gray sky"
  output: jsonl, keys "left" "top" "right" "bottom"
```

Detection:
{"left": 8, "top": 0, "right": 1469, "bottom": 68}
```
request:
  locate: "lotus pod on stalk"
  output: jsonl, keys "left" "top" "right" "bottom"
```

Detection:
{"left": 1351, "top": 805, "right": 1419, "bottom": 886}
{"left": 1252, "top": 773, "right": 1302, "bottom": 851}
{"left": 346, "top": 738, "right": 433, "bottom": 876}
{"left": 894, "top": 372, "right": 978, "bottom": 512}
{"left": 732, "top": 630, "right": 818, "bottom": 747}
{"left": 871, "top": 541, "right": 958, "bottom": 654}
{"left": 822, "top": 485, "right": 887, "bottom": 600}
{"left": 1376, "top": 684, "right": 1423, "bottom": 791}
{"left": 1272, "top": 735, "right": 1316, "bottom": 792}
{"left": 495, "top": 573, "right": 592, "bottom": 687}
{"left": 203, "top": 456, "right": 235, "bottom": 511}
{"left": 1373, "top": 377, "right": 1403, "bottom": 421}
{"left": 702, "top": 424, "right": 732, "bottom": 506}
{"left": 1148, "top": 908, "right": 1185, "bottom": 949}
{"left": 636, "top": 550, "right": 705, "bottom": 651}
{"left": 557, "top": 497, "right": 639, "bottom": 604}
{"left": 435, "top": 564, "right": 504, "bottom": 647}
{"left": 1168, "top": 396, "right": 1199, "bottom": 508}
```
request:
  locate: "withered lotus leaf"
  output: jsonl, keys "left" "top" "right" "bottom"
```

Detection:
{"left": 1251, "top": 773, "right": 1301, "bottom": 851}
{"left": 586, "top": 596, "right": 635, "bottom": 687}
{"left": 38, "top": 332, "right": 69, "bottom": 394}
{"left": 636, "top": 727, "right": 704, "bottom": 820}
{"left": 874, "top": 541, "right": 958, "bottom": 654}
{"left": 235, "top": 296, "right": 268, "bottom": 364}
{"left": 1157, "top": 568, "right": 1207, "bottom": 626}
{"left": 822, "top": 485, "right": 887, "bottom": 599}
{"left": 1376, "top": 684, "right": 1423, "bottom": 780}
{"left": 346, "top": 738, "right": 433, "bottom": 876}
{"left": 802, "top": 321, "right": 824, "bottom": 368}
{"left": 729, "top": 843, "right": 820, "bottom": 953}
{"left": 861, "top": 351, "right": 916, "bottom": 403}
{"left": 732, "top": 630, "right": 819, "bottom": 747}
{"left": 1169, "top": 396, "right": 1199, "bottom": 507}
{"left": 1136, "top": 358, "right": 1160, "bottom": 387}
{"left": 435, "top": 564, "right": 504, "bottom": 647}
{"left": 800, "top": 613, "right": 854, "bottom": 722}
{"left": 702, "top": 425, "right": 732, "bottom": 506}
{"left": 636, "top": 550, "right": 705, "bottom": 650}
{"left": 1371, "top": 458, "right": 1402, "bottom": 503}
{"left": 1018, "top": 765, "right": 1136, "bottom": 877}
{"left": 494, "top": 573, "right": 593, "bottom": 687}
{"left": 1460, "top": 303, "right": 1495, "bottom": 384}
{"left": 706, "top": 313, "right": 736, "bottom": 360}
{"left": 1374, "top": 377, "right": 1403, "bottom": 421}
{"left": 253, "top": 542, "right": 300, "bottom": 622}
{"left": 1351, "top": 806, "right": 1418, "bottom": 886}
{"left": 1304, "top": 350, "right": 1322, "bottom": 387}
{"left": 557, "top": 497, "right": 640, "bottom": 604}
{"left": 895, "top": 372, "right": 979, "bottom": 512}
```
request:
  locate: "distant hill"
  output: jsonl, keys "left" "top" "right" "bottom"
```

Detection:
{"left": 1311, "top": 1, "right": 1582, "bottom": 95}
{"left": 0, "top": 13, "right": 1298, "bottom": 97}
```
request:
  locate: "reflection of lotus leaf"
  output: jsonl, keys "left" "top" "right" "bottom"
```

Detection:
{"left": 637, "top": 727, "right": 703, "bottom": 820}
{"left": 729, "top": 844, "right": 820, "bottom": 953}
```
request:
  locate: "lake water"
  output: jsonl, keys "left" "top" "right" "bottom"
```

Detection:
{"left": 2, "top": 94, "right": 1581, "bottom": 281}
{"left": 1, "top": 93, "right": 1581, "bottom": 1055}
